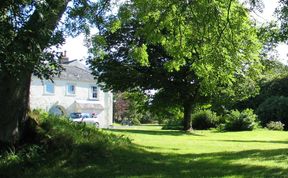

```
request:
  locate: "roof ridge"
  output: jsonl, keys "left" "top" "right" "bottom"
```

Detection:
{"left": 72, "top": 65, "right": 91, "bottom": 74}
{"left": 57, "top": 64, "right": 95, "bottom": 82}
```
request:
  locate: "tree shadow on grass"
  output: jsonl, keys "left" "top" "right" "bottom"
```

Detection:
{"left": 109, "top": 129, "right": 204, "bottom": 136}
{"left": 135, "top": 144, "right": 182, "bottom": 151}
{"left": 17, "top": 143, "right": 288, "bottom": 178}
{"left": 212, "top": 139, "right": 288, "bottom": 145}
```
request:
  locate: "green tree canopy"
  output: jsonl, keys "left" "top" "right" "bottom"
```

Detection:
{"left": 89, "top": 0, "right": 263, "bottom": 130}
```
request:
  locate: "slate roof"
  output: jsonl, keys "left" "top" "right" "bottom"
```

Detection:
{"left": 57, "top": 60, "right": 96, "bottom": 83}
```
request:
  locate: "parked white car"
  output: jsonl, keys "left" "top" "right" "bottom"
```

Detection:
{"left": 69, "top": 112, "right": 100, "bottom": 127}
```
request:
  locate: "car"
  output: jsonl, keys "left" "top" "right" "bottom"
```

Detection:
{"left": 69, "top": 112, "right": 100, "bottom": 128}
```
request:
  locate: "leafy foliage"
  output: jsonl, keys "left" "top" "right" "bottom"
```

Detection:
{"left": 0, "top": 110, "right": 131, "bottom": 177}
{"left": 257, "top": 22, "right": 282, "bottom": 61}
{"left": 114, "top": 91, "right": 158, "bottom": 124}
{"left": 0, "top": 0, "right": 66, "bottom": 78}
{"left": 276, "top": 0, "right": 288, "bottom": 41}
{"left": 0, "top": 0, "right": 111, "bottom": 79}
{"left": 154, "top": 105, "right": 183, "bottom": 125}
{"left": 256, "top": 96, "right": 288, "bottom": 130}
{"left": 266, "top": 121, "right": 285, "bottom": 131}
{"left": 89, "top": 0, "right": 263, "bottom": 130}
{"left": 162, "top": 118, "right": 183, "bottom": 130}
{"left": 220, "top": 109, "right": 258, "bottom": 131}
{"left": 160, "top": 105, "right": 184, "bottom": 130}
{"left": 191, "top": 110, "right": 220, "bottom": 130}
{"left": 259, "top": 75, "right": 288, "bottom": 99}
{"left": 114, "top": 92, "right": 130, "bottom": 122}
{"left": 234, "top": 61, "right": 288, "bottom": 111}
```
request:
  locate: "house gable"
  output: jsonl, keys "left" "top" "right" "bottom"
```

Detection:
{"left": 29, "top": 60, "right": 113, "bottom": 128}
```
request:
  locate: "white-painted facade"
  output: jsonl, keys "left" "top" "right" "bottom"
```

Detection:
{"left": 29, "top": 60, "right": 113, "bottom": 128}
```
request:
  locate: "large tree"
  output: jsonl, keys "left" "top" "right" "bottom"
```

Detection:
{"left": 89, "top": 0, "right": 263, "bottom": 130}
{"left": 0, "top": 0, "right": 110, "bottom": 145}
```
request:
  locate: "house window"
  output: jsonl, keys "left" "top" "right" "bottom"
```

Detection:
{"left": 67, "top": 84, "right": 76, "bottom": 95}
{"left": 90, "top": 86, "right": 98, "bottom": 99}
{"left": 44, "top": 82, "right": 54, "bottom": 94}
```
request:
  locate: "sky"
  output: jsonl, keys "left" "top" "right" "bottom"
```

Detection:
{"left": 253, "top": 0, "right": 288, "bottom": 64}
{"left": 255, "top": 0, "right": 278, "bottom": 22}
{"left": 61, "top": 0, "right": 288, "bottom": 64}
{"left": 61, "top": 34, "right": 89, "bottom": 61}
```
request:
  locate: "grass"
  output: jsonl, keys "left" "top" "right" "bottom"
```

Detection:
{"left": 111, "top": 125, "right": 288, "bottom": 154}
{"left": 107, "top": 125, "right": 288, "bottom": 177}
{"left": 1, "top": 117, "right": 288, "bottom": 178}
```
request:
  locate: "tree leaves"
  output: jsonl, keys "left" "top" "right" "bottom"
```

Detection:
{"left": 131, "top": 44, "right": 149, "bottom": 67}
{"left": 0, "top": 0, "right": 111, "bottom": 80}
{"left": 89, "top": 0, "right": 263, "bottom": 109}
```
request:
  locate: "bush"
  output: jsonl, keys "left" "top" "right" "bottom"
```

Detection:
{"left": 131, "top": 117, "right": 141, "bottom": 125}
{"left": 140, "top": 112, "right": 159, "bottom": 124}
{"left": 0, "top": 110, "right": 132, "bottom": 177}
{"left": 256, "top": 96, "right": 288, "bottom": 130}
{"left": 191, "top": 110, "right": 219, "bottom": 130}
{"left": 120, "top": 117, "right": 141, "bottom": 126}
{"left": 221, "top": 109, "right": 258, "bottom": 131}
{"left": 160, "top": 107, "right": 184, "bottom": 130}
{"left": 162, "top": 118, "right": 183, "bottom": 130}
{"left": 266, "top": 121, "right": 285, "bottom": 131}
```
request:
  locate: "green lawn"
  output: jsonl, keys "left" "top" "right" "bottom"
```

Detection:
{"left": 2, "top": 122, "right": 288, "bottom": 178}
{"left": 107, "top": 125, "right": 288, "bottom": 178}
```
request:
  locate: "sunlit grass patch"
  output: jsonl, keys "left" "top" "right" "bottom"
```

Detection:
{"left": 1, "top": 117, "right": 288, "bottom": 178}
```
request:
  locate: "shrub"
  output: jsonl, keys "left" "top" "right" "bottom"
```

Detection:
{"left": 161, "top": 107, "right": 184, "bottom": 130}
{"left": 221, "top": 109, "right": 258, "bottom": 131}
{"left": 0, "top": 110, "right": 133, "bottom": 177}
{"left": 120, "top": 117, "right": 140, "bottom": 126}
{"left": 131, "top": 117, "right": 141, "bottom": 125}
{"left": 191, "top": 110, "right": 219, "bottom": 130}
{"left": 256, "top": 96, "right": 288, "bottom": 130}
{"left": 266, "top": 121, "right": 285, "bottom": 131}
{"left": 140, "top": 112, "right": 159, "bottom": 124}
{"left": 162, "top": 118, "right": 183, "bottom": 130}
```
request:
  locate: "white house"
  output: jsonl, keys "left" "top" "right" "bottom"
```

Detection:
{"left": 29, "top": 56, "right": 113, "bottom": 128}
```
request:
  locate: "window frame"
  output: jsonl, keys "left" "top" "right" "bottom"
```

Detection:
{"left": 90, "top": 85, "right": 98, "bottom": 100}
{"left": 44, "top": 81, "right": 55, "bottom": 95}
{"left": 66, "top": 83, "right": 76, "bottom": 96}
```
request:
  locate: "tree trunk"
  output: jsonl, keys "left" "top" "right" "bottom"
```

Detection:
{"left": 183, "top": 100, "right": 194, "bottom": 131}
{"left": 0, "top": 72, "right": 31, "bottom": 145}
{"left": 0, "top": 1, "right": 70, "bottom": 146}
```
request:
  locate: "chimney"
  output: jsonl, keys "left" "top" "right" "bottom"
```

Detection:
{"left": 60, "top": 50, "right": 69, "bottom": 64}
